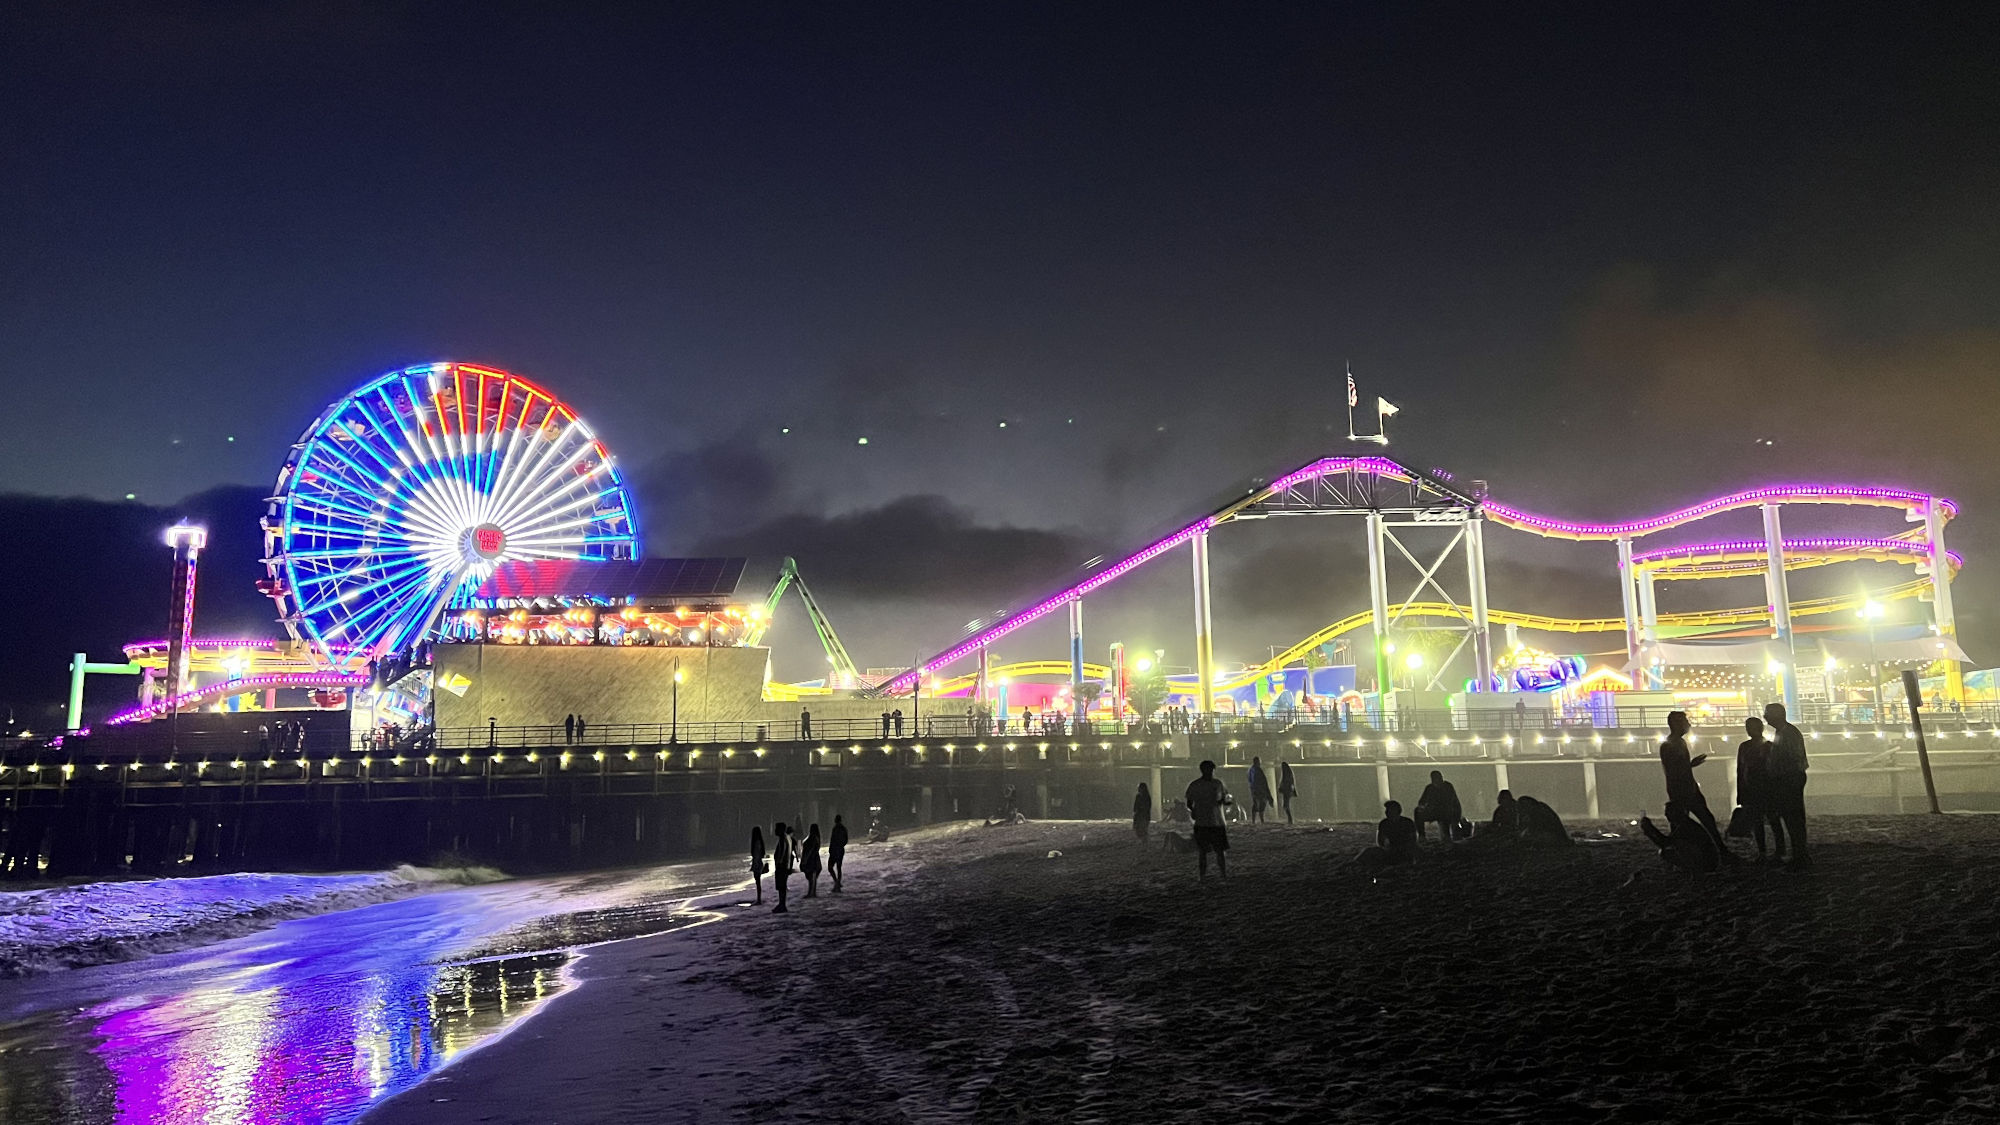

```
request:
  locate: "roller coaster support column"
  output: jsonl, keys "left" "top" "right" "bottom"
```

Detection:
{"left": 1637, "top": 568, "right": 1662, "bottom": 690}
{"left": 1761, "top": 503, "right": 1798, "bottom": 714}
{"left": 1617, "top": 537, "right": 1640, "bottom": 670}
{"left": 1068, "top": 598, "right": 1085, "bottom": 721}
{"left": 1465, "top": 516, "right": 1493, "bottom": 690}
{"left": 1922, "top": 498, "right": 1963, "bottom": 700}
{"left": 1190, "top": 528, "right": 1217, "bottom": 716}
{"left": 1366, "top": 511, "right": 1391, "bottom": 697}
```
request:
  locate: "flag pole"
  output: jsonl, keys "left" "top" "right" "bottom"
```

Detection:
{"left": 1344, "top": 362, "right": 1357, "bottom": 441}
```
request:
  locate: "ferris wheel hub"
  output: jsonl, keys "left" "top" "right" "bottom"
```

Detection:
{"left": 466, "top": 523, "right": 507, "bottom": 562}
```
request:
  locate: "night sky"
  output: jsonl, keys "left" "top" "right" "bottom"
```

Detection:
{"left": 4, "top": 4, "right": 1998, "bottom": 719}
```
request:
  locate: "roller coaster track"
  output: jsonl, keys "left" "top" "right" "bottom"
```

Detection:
{"left": 877, "top": 453, "right": 1958, "bottom": 697}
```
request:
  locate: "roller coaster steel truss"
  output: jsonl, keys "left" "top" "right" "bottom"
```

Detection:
{"left": 876, "top": 454, "right": 1965, "bottom": 715}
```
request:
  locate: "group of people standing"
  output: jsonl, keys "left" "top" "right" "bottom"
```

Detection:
{"left": 1647, "top": 703, "right": 1811, "bottom": 872}
{"left": 750, "top": 816, "right": 849, "bottom": 913}
{"left": 562, "top": 713, "right": 590, "bottom": 744}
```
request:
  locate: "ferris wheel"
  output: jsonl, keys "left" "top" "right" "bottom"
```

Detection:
{"left": 263, "top": 362, "right": 640, "bottom": 667}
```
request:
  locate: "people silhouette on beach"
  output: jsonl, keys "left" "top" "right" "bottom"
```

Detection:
{"left": 1133, "top": 782, "right": 1152, "bottom": 842}
{"left": 1659, "top": 711, "right": 1733, "bottom": 861}
{"left": 750, "top": 826, "right": 768, "bottom": 904}
{"left": 1247, "top": 757, "right": 1274, "bottom": 824}
{"left": 1640, "top": 801, "right": 1721, "bottom": 873}
{"left": 1735, "top": 717, "right": 1783, "bottom": 861}
{"left": 1184, "top": 760, "right": 1232, "bottom": 878}
{"left": 1514, "top": 795, "right": 1572, "bottom": 847}
{"left": 829, "top": 815, "right": 848, "bottom": 892}
{"left": 801, "top": 824, "right": 823, "bottom": 897}
{"left": 771, "top": 822, "right": 796, "bottom": 914}
{"left": 1415, "top": 770, "right": 1463, "bottom": 842}
{"left": 1357, "top": 799, "right": 1419, "bottom": 872}
{"left": 1488, "top": 789, "right": 1520, "bottom": 836}
{"left": 1763, "top": 702, "right": 1812, "bottom": 869}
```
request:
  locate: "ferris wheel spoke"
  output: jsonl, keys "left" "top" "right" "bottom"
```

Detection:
{"left": 489, "top": 434, "right": 592, "bottom": 530}
{"left": 485, "top": 417, "right": 578, "bottom": 528}
{"left": 295, "top": 553, "right": 442, "bottom": 617}
{"left": 502, "top": 491, "right": 625, "bottom": 540}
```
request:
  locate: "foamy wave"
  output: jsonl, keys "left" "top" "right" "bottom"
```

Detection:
{"left": 0, "top": 866, "right": 499, "bottom": 977}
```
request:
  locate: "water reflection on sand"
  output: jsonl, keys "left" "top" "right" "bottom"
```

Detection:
{"left": 0, "top": 861, "right": 740, "bottom": 1124}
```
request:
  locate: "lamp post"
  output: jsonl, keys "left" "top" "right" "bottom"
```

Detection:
{"left": 672, "top": 663, "right": 684, "bottom": 744}
{"left": 1404, "top": 650, "right": 1424, "bottom": 692}
{"left": 1861, "top": 600, "right": 1886, "bottom": 720}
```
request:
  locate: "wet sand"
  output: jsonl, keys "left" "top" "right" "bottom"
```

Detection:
{"left": 369, "top": 815, "right": 2000, "bottom": 1124}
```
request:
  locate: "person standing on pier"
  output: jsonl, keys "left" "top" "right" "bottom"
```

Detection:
{"left": 750, "top": 826, "right": 768, "bottom": 904}
{"left": 1659, "top": 711, "right": 1732, "bottom": 861}
{"left": 1763, "top": 702, "right": 1812, "bottom": 869}
{"left": 801, "top": 824, "right": 824, "bottom": 898}
{"left": 1184, "top": 760, "right": 1232, "bottom": 878}
{"left": 564, "top": 714, "right": 576, "bottom": 744}
{"left": 771, "top": 822, "right": 796, "bottom": 913}
{"left": 575, "top": 716, "right": 587, "bottom": 743}
{"left": 828, "top": 815, "right": 848, "bottom": 892}
{"left": 800, "top": 708, "right": 813, "bottom": 739}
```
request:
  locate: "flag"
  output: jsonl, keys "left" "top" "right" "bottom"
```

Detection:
{"left": 1346, "top": 371, "right": 1358, "bottom": 408}
{"left": 1377, "top": 396, "right": 1399, "bottom": 417}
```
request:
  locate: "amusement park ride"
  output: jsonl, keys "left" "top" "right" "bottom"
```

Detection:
{"left": 73, "top": 362, "right": 1974, "bottom": 735}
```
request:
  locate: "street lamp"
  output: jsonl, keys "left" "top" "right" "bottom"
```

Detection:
{"left": 672, "top": 664, "right": 685, "bottom": 744}
{"left": 1860, "top": 600, "right": 1886, "bottom": 720}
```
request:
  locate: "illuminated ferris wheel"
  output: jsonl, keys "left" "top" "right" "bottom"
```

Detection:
{"left": 263, "top": 362, "right": 640, "bottom": 667}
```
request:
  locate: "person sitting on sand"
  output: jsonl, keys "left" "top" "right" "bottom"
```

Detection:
{"left": 1356, "top": 800, "right": 1420, "bottom": 872}
{"left": 801, "top": 823, "right": 824, "bottom": 898}
{"left": 1414, "top": 770, "right": 1463, "bottom": 842}
{"left": 1639, "top": 801, "right": 1721, "bottom": 874}
{"left": 1514, "top": 795, "right": 1572, "bottom": 847}
{"left": 1167, "top": 798, "right": 1193, "bottom": 826}
{"left": 771, "top": 822, "right": 795, "bottom": 914}
{"left": 750, "top": 825, "right": 768, "bottom": 905}
{"left": 1184, "top": 760, "right": 1233, "bottom": 878}
{"left": 1659, "top": 711, "right": 1734, "bottom": 862}
{"left": 1247, "top": 757, "right": 1274, "bottom": 824}
{"left": 1488, "top": 789, "right": 1520, "bottom": 837}
{"left": 828, "top": 815, "right": 848, "bottom": 893}
{"left": 1735, "top": 717, "right": 1783, "bottom": 861}
{"left": 1133, "top": 782, "right": 1152, "bottom": 843}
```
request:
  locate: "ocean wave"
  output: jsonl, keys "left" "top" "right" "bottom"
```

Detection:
{"left": 0, "top": 866, "right": 502, "bottom": 977}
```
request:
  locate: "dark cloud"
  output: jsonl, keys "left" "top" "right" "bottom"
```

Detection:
{"left": 691, "top": 495, "right": 1088, "bottom": 603}
{"left": 0, "top": 485, "right": 278, "bottom": 726}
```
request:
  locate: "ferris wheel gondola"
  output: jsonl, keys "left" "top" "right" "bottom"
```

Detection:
{"left": 264, "top": 362, "right": 640, "bottom": 668}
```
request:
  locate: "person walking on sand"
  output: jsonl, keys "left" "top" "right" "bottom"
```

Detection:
{"left": 1184, "top": 760, "right": 1232, "bottom": 878}
{"left": 1277, "top": 760, "right": 1297, "bottom": 825}
{"left": 1133, "top": 782, "right": 1153, "bottom": 842}
{"left": 771, "top": 822, "right": 796, "bottom": 913}
{"left": 1763, "top": 702, "right": 1811, "bottom": 869}
{"left": 828, "top": 815, "right": 848, "bottom": 892}
{"left": 749, "top": 826, "right": 768, "bottom": 904}
{"left": 801, "top": 824, "right": 824, "bottom": 898}
{"left": 1735, "top": 717, "right": 1784, "bottom": 861}
{"left": 1414, "top": 770, "right": 1462, "bottom": 842}
{"left": 1247, "top": 757, "right": 1274, "bottom": 824}
{"left": 1356, "top": 799, "right": 1419, "bottom": 873}
{"left": 1659, "top": 711, "right": 1733, "bottom": 862}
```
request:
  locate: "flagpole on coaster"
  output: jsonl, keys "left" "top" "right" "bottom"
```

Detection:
{"left": 1344, "top": 362, "right": 1358, "bottom": 440}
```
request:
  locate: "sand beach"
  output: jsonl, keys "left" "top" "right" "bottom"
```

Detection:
{"left": 368, "top": 814, "right": 2000, "bottom": 1124}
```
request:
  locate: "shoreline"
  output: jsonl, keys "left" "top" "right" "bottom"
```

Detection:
{"left": 364, "top": 815, "right": 2000, "bottom": 1124}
